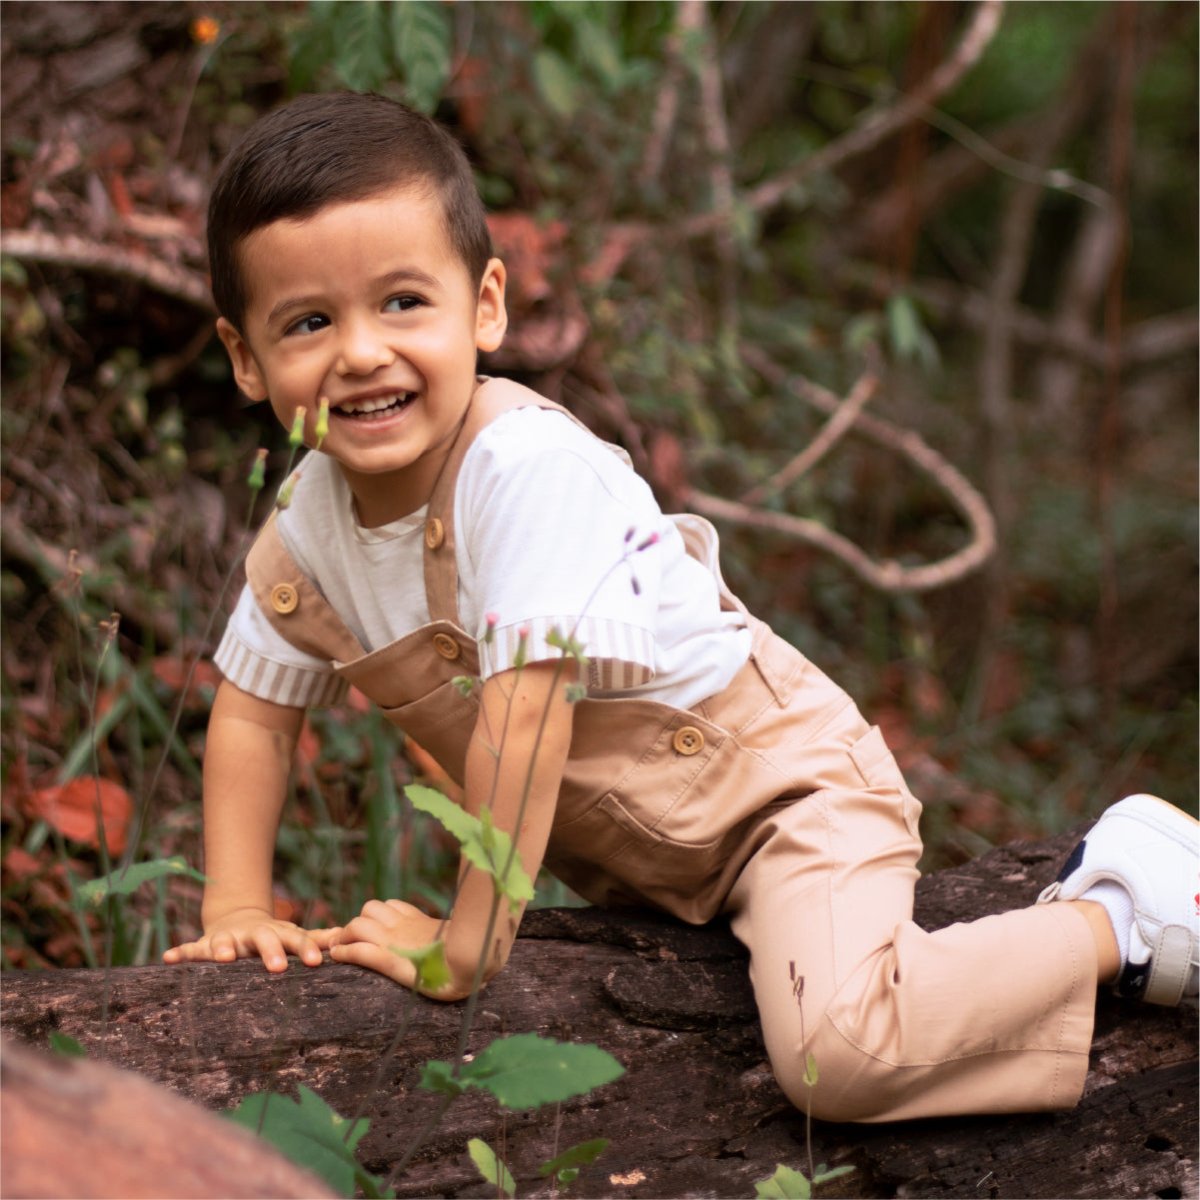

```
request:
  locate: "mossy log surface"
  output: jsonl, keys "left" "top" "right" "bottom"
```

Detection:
{"left": 2, "top": 829, "right": 1196, "bottom": 1200}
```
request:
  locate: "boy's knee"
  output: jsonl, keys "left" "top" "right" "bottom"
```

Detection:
{"left": 772, "top": 1021, "right": 895, "bottom": 1124}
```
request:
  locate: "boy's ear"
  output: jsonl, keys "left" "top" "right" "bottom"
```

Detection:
{"left": 474, "top": 258, "right": 508, "bottom": 353}
{"left": 215, "top": 317, "right": 268, "bottom": 402}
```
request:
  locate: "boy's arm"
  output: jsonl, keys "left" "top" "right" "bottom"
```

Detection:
{"left": 163, "top": 679, "right": 324, "bottom": 973}
{"left": 322, "top": 660, "right": 576, "bottom": 999}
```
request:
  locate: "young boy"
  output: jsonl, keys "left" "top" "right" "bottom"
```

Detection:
{"left": 165, "top": 92, "right": 1198, "bottom": 1123}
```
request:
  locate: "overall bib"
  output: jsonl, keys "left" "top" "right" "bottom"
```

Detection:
{"left": 242, "top": 378, "right": 1098, "bottom": 1122}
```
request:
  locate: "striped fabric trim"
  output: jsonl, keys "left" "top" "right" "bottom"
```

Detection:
{"left": 479, "top": 615, "right": 656, "bottom": 692}
{"left": 213, "top": 633, "right": 347, "bottom": 709}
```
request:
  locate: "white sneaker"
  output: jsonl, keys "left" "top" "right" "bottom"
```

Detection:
{"left": 1037, "top": 794, "right": 1199, "bottom": 1006}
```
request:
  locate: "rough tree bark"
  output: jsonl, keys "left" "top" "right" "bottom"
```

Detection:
{"left": 2, "top": 829, "right": 1196, "bottom": 1200}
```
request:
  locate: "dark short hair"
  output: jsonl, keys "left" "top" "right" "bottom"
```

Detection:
{"left": 208, "top": 92, "right": 493, "bottom": 330}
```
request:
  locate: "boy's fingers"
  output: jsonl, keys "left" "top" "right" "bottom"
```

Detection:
{"left": 285, "top": 930, "right": 324, "bottom": 966}
{"left": 384, "top": 899, "right": 424, "bottom": 917}
{"left": 360, "top": 899, "right": 400, "bottom": 924}
{"left": 248, "top": 926, "right": 289, "bottom": 972}
{"left": 306, "top": 926, "right": 343, "bottom": 948}
{"left": 339, "top": 914, "right": 389, "bottom": 945}
{"left": 329, "top": 940, "right": 410, "bottom": 983}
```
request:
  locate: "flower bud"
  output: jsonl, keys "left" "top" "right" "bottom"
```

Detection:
{"left": 277, "top": 469, "right": 301, "bottom": 510}
{"left": 289, "top": 406, "right": 307, "bottom": 448}
{"left": 315, "top": 398, "right": 330, "bottom": 448}
{"left": 247, "top": 447, "right": 268, "bottom": 491}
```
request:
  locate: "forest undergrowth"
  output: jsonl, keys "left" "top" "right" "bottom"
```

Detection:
{"left": 1, "top": 0, "right": 1196, "bottom": 1153}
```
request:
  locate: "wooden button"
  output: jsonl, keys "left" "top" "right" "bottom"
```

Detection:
{"left": 425, "top": 518, "right": 445, "bottom": 550}
{"left": 672, "top": 725, "right": 705, "bottom": 756}
{"left": 269, "top": 583, "right": 298, "bottom": 615}
{"left": 432, "top": 632, "right": 461, "bottom": 660}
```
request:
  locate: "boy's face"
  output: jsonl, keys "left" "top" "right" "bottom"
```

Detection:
{"left": 216, "top": 185, "right": 507, "bottom": 526}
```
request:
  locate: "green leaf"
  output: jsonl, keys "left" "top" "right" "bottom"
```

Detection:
{"left": 224, "top": 1086, "right": 387, "bottom": 1198}
{"left": 886, "top": 293, "right": 939, "bottom": 369}
{"left": 48, "top": 1032, "right": 86, "bottom": 1058}
{"left": 333, "top": 0, "right": 391, "bottom": 92}
{"left": 459, "top": 1032, "right": 624, "bottom": 1111}
{"left": 754, "top": 1163, "right": 813, "bottom": 1199}
{"left": 74, "top": 857, "right": 206, "bottom": 907}
{"left": 467, "top": 1138, "right": 516, "bottom": 1198}
{"left": 532, "top": 49, "right": 581, "bottom": 118}
{"left": 389, "top": 0, "right": 452, "bottom": 113}
{"left": 405, "top": 785, "right": 533, "bottom": 909}
{"left": 390, "top": 939, "right": 451, "bottom": 992}
{"left": 418, "top": 1058, "right": 464, "bottom": 1099}
{"left": 537, "top": 1138, "right": 609, "bottom": 1177}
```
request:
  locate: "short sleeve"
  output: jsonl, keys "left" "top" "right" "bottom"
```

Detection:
{"left": 213, "top": 586, "right": 348, "bottom": 708}
{"left": 457, "top": 415, "right": 666, "bottom": 690}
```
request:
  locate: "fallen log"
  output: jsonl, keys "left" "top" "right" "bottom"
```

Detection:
{"left": 2, "top": 829, "right": 1196, "bottom": 1199}
{"left": 0, "top": 1036, "right": 335, "bottom": 1200}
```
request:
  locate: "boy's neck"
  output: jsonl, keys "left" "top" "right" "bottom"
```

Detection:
{"left": 340, "top": 463, "right": 436, "bottom": 527}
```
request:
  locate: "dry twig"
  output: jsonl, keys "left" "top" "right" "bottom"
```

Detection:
{"left": 689, "top": 0, "right": 1005, "bottom": 233}
{"left": 738, "top": 370, "right": 878, "bottom": 506}
{"left": 0, "top": 229, "right": 213, "bottom": 312}
{"left": 686, "top": 349, "right": 996, "bottom": 594}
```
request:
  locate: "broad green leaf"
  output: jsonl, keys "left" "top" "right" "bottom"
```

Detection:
{"left": 754, "top": 1163, "right": 812, "bottom": 1199}
{"left": 225, "top": 1086, "right": 382, "bottom": 1198}
{"left": 74, "top": 857, "right": 206, "bottom": 907}
{"left": 418, "top": 1058, "right": 464, "bottom": 1099}
{"left": 532, "top": 49, "right": 581, "bottom": 118}
{"left": 537, "top": 1138, "right": 609, "bottom": 1177}
{"left": 390, "top": 0, "right": 451, "bottom": 112}
{"left": 333, "top": 0, "right": 391, "bottom": 92}
{"left": 406, "top": 784, "right": 477, "bottom": 843}
{"left": 390, "top": 939, "right": 451, "bottom": 992}
{"left": 48, "top": 1032, "right": 86, "bottom": 1058}
{"left": 459, "top": 1032, "right": 624, "bottom": 1111}
{"left": 405, "top": 786, "right": 533, "bottom": 908}
{"left": 467, "top": 1138, "right": 516, "bottom": 1198}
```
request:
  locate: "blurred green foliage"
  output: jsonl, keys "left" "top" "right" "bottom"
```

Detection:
{"left": 1, "top": 0, "right": 1195, "bottom": 969}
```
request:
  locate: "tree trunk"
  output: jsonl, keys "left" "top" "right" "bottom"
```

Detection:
{"left": 2, "top": 829, "right": 1196, "bottom": 1199}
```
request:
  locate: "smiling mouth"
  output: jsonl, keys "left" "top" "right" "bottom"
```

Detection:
{"left": 333, "top": 393, "right": 416, "bottom": 421}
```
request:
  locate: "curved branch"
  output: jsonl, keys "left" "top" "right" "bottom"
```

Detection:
{"left": 0, "top": 229, "right": 213, "bottom": 312}
{"left": 694, "top": 349, "right": 996, "bottom": 594}
{"left": 738, "top": 369, "right": 878, "bottom": 505}
{"left": 745, "top": 0, "right": 1004, "bottom": 213}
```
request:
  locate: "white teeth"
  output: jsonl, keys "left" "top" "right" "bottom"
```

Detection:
{"left": 338, "top": 393, "right": 411, "bottom": 415}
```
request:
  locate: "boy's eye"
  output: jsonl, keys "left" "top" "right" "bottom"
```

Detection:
{"left": 384, "top": 295, "right": 422, "bottom": 313}
{"left": 286, "top": 314, "right": 330, "bottom": 337}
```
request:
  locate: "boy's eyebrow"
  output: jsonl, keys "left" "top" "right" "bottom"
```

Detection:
{"left": 264, "top": 268, "right": 442, "bottom": 327}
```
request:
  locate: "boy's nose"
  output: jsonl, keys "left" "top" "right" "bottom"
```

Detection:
{"left": 335, "top": 320, "right": 396, "bottom": 377}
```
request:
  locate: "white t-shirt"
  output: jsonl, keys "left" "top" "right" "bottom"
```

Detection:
{"left": 215, "top": 407, "right": 752, "bottom": 710}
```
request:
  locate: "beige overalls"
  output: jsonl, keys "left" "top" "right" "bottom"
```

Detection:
{"left": 243, "top": 378, "right": 1098, "bottom": 1122}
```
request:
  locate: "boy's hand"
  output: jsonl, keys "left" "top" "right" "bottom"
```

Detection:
{"left": 314, "top": 899, "right": 461, "bottom": 995}
{"left": 163, "top": 906, "right": 324, "bottom": 973}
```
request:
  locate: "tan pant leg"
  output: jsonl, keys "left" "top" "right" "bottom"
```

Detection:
{"left": 726, "top": 725, "right": 1098, "bottom": 1123}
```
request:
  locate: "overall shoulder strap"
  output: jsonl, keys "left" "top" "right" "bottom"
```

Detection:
{"left": 244, "top": 512, "right": 368, "bottom": 664}
{"left": 421, "top": 377, "right": 581, "bottom": 625}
